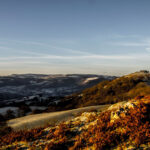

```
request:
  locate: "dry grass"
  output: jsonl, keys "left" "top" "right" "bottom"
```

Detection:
{"left": 7, "top": 105, "right": 109, "bottom": 130}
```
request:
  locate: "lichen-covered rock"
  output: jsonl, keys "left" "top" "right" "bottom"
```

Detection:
{"left": 110, "top": 100, "right": 138, "bottom": 122}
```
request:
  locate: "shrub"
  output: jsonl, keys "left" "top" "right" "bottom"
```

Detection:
{"left": 5, "top": 109, "right": 15, "bottom": 120}
{"left": 0, "top": 113, "right": 12, "bottom": 137}
{"left": 71, "top": 98, "right": 150, "bottom": 149}
{"left": 0, "top": 127, "right": 44, "bottom": 146}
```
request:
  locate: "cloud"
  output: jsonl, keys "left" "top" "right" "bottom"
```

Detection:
{"left": 0, "top": 54, "right": 137, "bottom": 61}
{"left": 112, "top": 41, "right": 148, "bottom": 47}
{"left": 0, "top": 61, "right": 42, "bottom": 66}
{"left": 0, "top": 39, "right": 93, "bottom": 57}
{"left": 111, "top": 34, "right": 141, "bottom": 39}
{"left": 110, "top": 36, "right": 150, "bottom": 53}
{"left": 0, "top": 39, "right": 136, "bottom": 60}
{"left": 8, "top": 40, "right": 90, "bottom": 54}
{"left": 146, "top": 47, "right": 150, "bottom": 51}
{"left": 0, "top": 46, "right": 12, "bottom": 50}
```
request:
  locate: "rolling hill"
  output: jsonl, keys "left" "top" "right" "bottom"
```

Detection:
{"left": 47, "top": 71, "right": 150, "bottom": 111}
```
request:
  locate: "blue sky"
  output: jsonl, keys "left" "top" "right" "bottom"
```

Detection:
{"left": 0, "top": 0, "right": 150, "bottom": 75}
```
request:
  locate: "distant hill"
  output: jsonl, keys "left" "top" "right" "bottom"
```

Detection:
{"left": 48, "top": 71, "right": 150, "bottom": 111}
{"left": 0, "top": 74, "right": 115, "bottom": 101}
{"left": 0, "top": 74, "right": 115, "bottom": 117}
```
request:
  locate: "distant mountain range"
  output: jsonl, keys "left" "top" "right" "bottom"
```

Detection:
{"left": 0, "top": 74, "right": 115, "bottom": 115}
{"left": 0, "top": 74, "right": 115, "bottom": 101}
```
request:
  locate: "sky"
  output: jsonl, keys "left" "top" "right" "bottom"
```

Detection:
{"left": 0, "top": 0, "right": 150, "bottom": 76}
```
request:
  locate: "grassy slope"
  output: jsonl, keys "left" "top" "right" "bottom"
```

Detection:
{"left": 7, "top": 104, "right": 110, "bottom": 130}
{"left": 48, "top": 71, "right": 150, "bottom": 111}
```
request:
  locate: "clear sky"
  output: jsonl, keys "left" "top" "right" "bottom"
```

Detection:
{"left": 0, "top": 0, "right": 150, "bottom": 76}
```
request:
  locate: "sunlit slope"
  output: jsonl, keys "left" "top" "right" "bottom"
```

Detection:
{"left": 56, "top": 71, "right": 150, "bottom": 110}
{"left": 7, "top": 105, "right": 110, "bottom": 130}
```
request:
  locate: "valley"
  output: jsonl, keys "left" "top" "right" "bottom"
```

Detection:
{"left": 0, "top": 74, "right": 114, "bottom": 118}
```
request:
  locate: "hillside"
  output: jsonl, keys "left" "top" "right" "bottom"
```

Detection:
{"left": 49, "top": 71, "right": 150, "bottom": 111}
{"left": 7, "top": 105, "right": 110, "bottom": 130}
{"left": 0, "top": 95, "right": 150, "bottom": 149}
